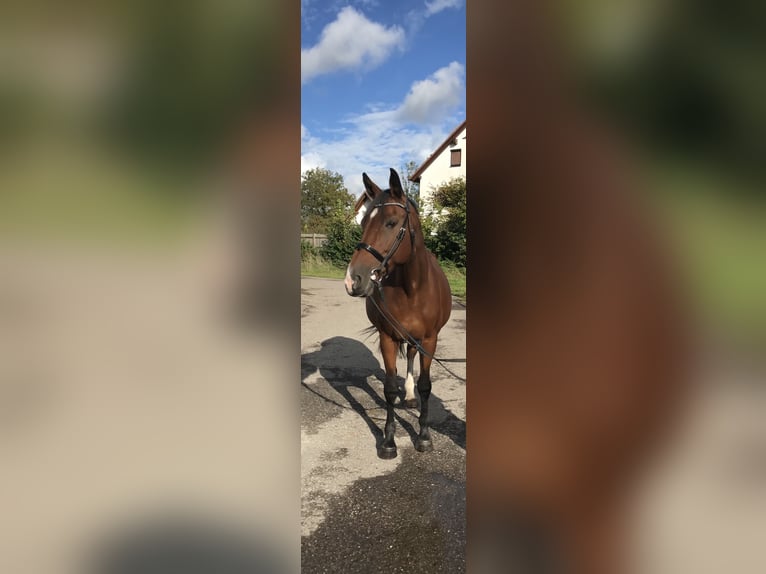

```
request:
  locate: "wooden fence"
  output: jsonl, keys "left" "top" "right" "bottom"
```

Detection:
{"left": 301, "top": 233, "right": 328, "bottom": 248}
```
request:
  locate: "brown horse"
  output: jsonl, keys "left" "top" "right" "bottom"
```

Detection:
{"left": 345, "top": 168, "right": 452, "bottom": 459}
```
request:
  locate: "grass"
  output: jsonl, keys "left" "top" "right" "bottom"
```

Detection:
{"left": 441, "top": 261, "right": 467, "bottom": 300}
{"left": 301, "top": 253, "right": 467, "bottom": 302}
{"left": 300, "top": 254, "right": 346, "bottom": 280}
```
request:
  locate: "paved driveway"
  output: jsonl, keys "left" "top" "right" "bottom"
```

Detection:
{"left": 301, "top": 276, "right": 467, "bottom": 573}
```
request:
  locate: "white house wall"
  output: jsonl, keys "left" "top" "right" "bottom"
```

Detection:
{"left": 418, "top": 125, "right": 466, "bottom": 214}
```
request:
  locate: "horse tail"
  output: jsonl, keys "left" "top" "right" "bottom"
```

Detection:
{"left": 360, "top": 325, "right": 379, "bottom": 342}
{"left": 360, "top": 326, "right": 408, "bottom": 359}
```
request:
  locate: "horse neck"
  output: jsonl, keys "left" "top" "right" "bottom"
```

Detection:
{"left": 394, "top": 224, "right": 428, "bottom": 296}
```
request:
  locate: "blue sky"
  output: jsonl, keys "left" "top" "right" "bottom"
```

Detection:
{"left": 301, "top": 0, "right": 466, "bottom": 195}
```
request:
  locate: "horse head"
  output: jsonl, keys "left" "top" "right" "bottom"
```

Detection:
{"left": 345, "top": 168, "right": 418, "bottom": 297}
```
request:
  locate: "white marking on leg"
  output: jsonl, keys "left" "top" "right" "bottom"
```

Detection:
{"left": 404, "top": 353, "right": 416, "bottom": 401}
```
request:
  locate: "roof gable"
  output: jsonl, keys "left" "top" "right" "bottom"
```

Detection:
{"left": 409, "top": 120, "right": 467, "bottom": 182}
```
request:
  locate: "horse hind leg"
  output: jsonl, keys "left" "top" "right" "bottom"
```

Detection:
{"left": 403, "top": 344, "right": 418, "bottom": 409}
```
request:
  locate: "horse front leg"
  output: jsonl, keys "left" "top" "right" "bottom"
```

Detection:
{"left": 415, "top": 337, "right": 436, "bottom": 452}
{"left": 378, "top": 334, "right": 400, "bottom": 459}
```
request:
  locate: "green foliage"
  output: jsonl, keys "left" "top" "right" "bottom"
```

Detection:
{"left": 301, "top": 168, "right": 355, "bottom": 233}
{"left": 301, "top": 242, "right": 344, "bottom": 279}
{"left": 422, "top": 177, "right": 466, "bottom": 267}
{"left": 301, "top": 255, "right": 346, "bottom": 279}
{"left": 320, "top": 215, "right": 362, "bottom": 268}
{"left": 439, "top": 260, "right": 467, "bottom": 300}
{"left": 301, "top": 240, "right": 319, "bottom": 261}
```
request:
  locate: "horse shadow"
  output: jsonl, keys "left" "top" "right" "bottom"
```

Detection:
{"left": 301, "top": 336, "right": 465, "bottom": 452}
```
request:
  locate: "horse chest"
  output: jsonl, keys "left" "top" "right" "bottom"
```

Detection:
{"left": 366, "top": 295, "right": 428, "bottom": 341}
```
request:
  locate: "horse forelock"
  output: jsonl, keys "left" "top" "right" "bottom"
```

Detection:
{"left": 355, "top": 190, "right": 420, "bottom": 233}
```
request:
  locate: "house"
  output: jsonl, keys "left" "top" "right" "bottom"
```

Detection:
{"left": 409, "top": 120, "right": 466, "bottom": 215}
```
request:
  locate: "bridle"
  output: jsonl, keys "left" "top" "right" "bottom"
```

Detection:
{"left": 355, "top": 197, "right": 416, "bottom": 283}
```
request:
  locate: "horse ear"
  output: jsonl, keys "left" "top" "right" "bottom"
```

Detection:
{"left": 389, "top": 168, "right": 404, "bottom": 198}
{"left": 362, "top": 172, "right": 381, "bottom": 198}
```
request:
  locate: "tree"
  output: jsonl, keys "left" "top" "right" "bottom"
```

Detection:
{"left": 423, "top": 177, "right": 466, "bottom": 267}
{"left": 301, "top": 168, "right": 355, "bottom": 233}
{"left": 320, "top": 217, "right": 362, "bottom": 268}
{"left": 400, "top": 160, "right": 421, "bottom": 202}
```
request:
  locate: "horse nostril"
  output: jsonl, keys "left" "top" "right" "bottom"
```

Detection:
{"left": 353, "top": 274, "right": 362, "bottom": 287}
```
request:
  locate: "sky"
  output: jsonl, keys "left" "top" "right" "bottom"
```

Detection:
{"left": 301, "top": 0, "right": 466, "bottom": 196}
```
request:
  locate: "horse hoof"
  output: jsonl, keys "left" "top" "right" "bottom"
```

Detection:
{"left": 378, "top": 445, "right": 397, "bottom": 459}
{"left": 415, "top": 438, "right": 433, "bottom": 452}
{"left": 402, "top": 398, "right": 419, "bottom": 409}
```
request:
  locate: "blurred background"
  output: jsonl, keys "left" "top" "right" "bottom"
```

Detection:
{"left": 469, "top": 1, "right": 766, "bottom": 572}
{"left": 556, "top": 0, "right": 765, "bottom": 351}
{"left": 1, "top": 0, "right": 764, "bottom": 571}
{"left": 0, "top": 1, "right": 298, "bottom": 573}
{"left": 563, "top": 2, "right": 766, "bottom": 569}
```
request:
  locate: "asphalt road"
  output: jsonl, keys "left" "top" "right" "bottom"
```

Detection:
{"left": 301, "top": 277, "right": 467, "bottom": 573}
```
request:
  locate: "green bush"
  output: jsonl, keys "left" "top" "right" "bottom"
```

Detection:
{"left": 320, "top": 216, "right": 362, "bottom": 268}
{"left": 422, "top": 177, "right": 466, "bottom": 267}
{"left": 301, "top": 240, "right": 319, "bottom": 261}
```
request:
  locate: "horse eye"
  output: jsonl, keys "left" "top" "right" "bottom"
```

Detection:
{"left": 385, "top": 220, "right": 397, "bottom": 228}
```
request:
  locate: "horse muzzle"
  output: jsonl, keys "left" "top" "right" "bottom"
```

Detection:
{"left": 344, "top": 266, "right": 375, "bottom": 297}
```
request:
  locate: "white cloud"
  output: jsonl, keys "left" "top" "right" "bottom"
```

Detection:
{"left": 301, "top": 7, "right": 405, "bottom": 84}
{"left": 301, "top": 152, "right": 324, "bottom": 173}
{"left": 301, "top": 120, "right": 446, "bottom": 196}
{"left": 301, "top": 124, "right": 325, "bottom": 172}
{"left": 395, "top": 62, "right": 464, "bottom": 124}
{"left": 425, "top": 0, "right": 463, "bottom": 16}
{"left": 301, "top": 112, "right": 463, "bottom": 195}
{"left": 301, "top": 63, "right": 465, "bottom": 194}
